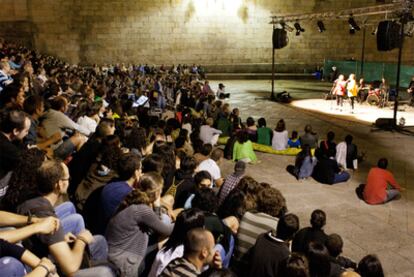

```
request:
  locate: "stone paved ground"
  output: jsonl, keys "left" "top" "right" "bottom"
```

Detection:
{"left": 209, "top": 79, "right": 414, "bottom": 277}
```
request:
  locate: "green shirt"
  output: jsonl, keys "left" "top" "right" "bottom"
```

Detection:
{"left": 233, "top": 140, "right": 257, "bottom": 162}
{"left": 257, "top": 127, "right": 272, "bottom": 146}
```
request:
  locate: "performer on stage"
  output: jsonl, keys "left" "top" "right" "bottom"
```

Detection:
{"left": 347, "top": 74, "right": 358, "bottom": 113}
{"left": 333, "top": 74, "right": 346, "bottom": 111}
{"left": 408, "top": 75, "right": 414, "bottom": 106}
{"left": 357, "top": 78, "right": 368, "bottom": 103}
{"left": 379, "top": 78, "right": 389, "bottom": 107}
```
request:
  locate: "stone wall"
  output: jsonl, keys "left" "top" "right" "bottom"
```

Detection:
{"left": 1, "top": 0, "right": 413, "bottom": 71}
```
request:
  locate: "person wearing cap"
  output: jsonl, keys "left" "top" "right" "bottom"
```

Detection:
{"left": 218, "top": 161, "right": 246, "bottom": 205}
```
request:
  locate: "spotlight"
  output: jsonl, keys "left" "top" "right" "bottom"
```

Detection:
{"left": 294, "top": 22, "right": 305, "bottom": 36}
{"left": 348, "top": 16, "right": 360, "bottom": 34}
{"left": 317, "top": 21, "right": 326, "bottom": 32}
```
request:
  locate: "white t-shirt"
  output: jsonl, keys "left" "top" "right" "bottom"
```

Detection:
{"left": 77, "top": 116, "right": 98, "bottom": 135}
{"left": 198, "top": 158, "right": 221, "bottom": 182}
{"left": 148, "top": 245, "right": 184, "bottom": 277}
{"left": 272, "top": 130, "right": 289, "bottom": 150}
{"left": 199, "top": 125, "right": 222, "bottom": 144}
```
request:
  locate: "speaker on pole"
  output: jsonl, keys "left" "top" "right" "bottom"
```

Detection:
{"left": 273, "top": 28, "right": 288, "bottom": 49}
{"left": 377, "top": 21, "right": 401, "bottom": 51}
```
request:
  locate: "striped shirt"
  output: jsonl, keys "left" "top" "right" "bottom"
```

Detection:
{"left": 234, "top": 211, "right": 279, "bottom": 261}
{"left": 160, "top": 257, "right": 200, "bottom": 277}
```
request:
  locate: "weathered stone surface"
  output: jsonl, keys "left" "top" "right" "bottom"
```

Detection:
{"left": 0, "top": 0, "right": 413, "bottom": 69}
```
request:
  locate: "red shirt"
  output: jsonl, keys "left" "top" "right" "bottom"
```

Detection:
{"left": 363, "top": 167, "right": 401, "bottom": 204}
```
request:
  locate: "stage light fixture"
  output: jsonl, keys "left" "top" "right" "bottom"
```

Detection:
{"left": 317, "top": 21, "right": 326, "bottom": 32}
{"left": 294, "top": 22, "right": 305, "bottom": 36}
{"left": 348, "top": 16, "right": 361, "bottom": 34}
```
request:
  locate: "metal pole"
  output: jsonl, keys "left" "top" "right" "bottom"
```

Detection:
{"left": 271, "top": 24, "right": 276, "bottom": 100}
{"left": 360, "top": 26, "right": 366, "bottom": 77}
{"left": 393, "top": 18, "right": 405, "bottom": 128}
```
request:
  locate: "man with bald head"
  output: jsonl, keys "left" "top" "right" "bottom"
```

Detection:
{"left": 160, "top": 228, "right": 222, "bottom": 276}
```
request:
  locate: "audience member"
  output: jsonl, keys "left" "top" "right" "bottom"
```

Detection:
{"left": 272, "top": 119, "right": 288, "bottom": 151}
{"left": 256, "top": 117, "right": 272, "bottom": 146}
{"left": 299, "top": 125, "right": 318, "bottom": 149}
{"left": 357, "top": 254, "right": 384, "bottom": 277}
{"left": 362, "top": 158, "right": 402, "bottom": 205}
{"left": 312, "top": 149, "right": 350, "bottom": 185}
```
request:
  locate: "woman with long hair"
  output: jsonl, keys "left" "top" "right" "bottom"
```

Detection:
{"left": 148, "top": 209, "right": 205, "bottom": 277}
{"left": 232, "top": 130, "right": 257, "bottom": 164}
{"left": 272, "top": 119, "right": 289, "bottom": 151}
{"left": 106, "top": 172, "right": 173, "bottom": 277}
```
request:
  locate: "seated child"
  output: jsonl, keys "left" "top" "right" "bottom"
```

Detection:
{"left": 288, "top": 130, "right": 301, "bottom": 148}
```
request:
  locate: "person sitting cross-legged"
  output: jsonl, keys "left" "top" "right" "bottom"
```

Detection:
{"left": 362, "top": 158, "right": 403, "bottom": 205}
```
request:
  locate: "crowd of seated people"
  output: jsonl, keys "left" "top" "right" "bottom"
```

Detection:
{"left": 0, "top": 38, "right": 395, "bottom": 277}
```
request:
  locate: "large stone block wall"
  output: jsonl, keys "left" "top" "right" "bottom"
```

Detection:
{"left": 1, "top": 0, "right": 413, "bottom": 71}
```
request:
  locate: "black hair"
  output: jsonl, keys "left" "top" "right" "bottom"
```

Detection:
{"left": 377, "top": 158, "right": 388, "bottom": 169}
{"left": 192, "top": 188, "right": 218, "bottom": 213}
{"left": 117, "top": 152, "right": 141, "bottom": 181}
{"left": 23, "top": 95, "right": 44, "bottom": 116}
{"left": 357, "top": 254, "right": 384, "bottom": 277}
{"left": 306, "top": 242, "right": 331, "bottom": 277}
{"left": 310, "top": 209, "right": 326, "bottom": 229}
{"left": 180, "top": 156, "right": 197, "bottom": 175}
{"left": 163, "top": 208, "right": 205, "bottom": 252}
{"left": 325, "top": 233, "right": 343, "bottom": 258}
{"left": 142, "top": 153, "right": 164, "bottom": 174}
{"left": 194, "top": 171, "right": 212, "bottom": 187}
{"left": 276, "top": 213, "right": 300, "bottom": 241}
{"left": 258, "top": 117, "right": 267, "bottom": 128}
{"left": 345, "top": 134, "right": 353, "bottom": 144}
{"left": 279, "top": 253, "right": 310, "bottom": 277}
{"left": 246, "top": 117, "right": 255, "bottom": 127}
{"left": 200, "top": 143, "right": 213, "bottom": 156}
{"left": 327, "top": 131, "right": 335, "bottom": 142}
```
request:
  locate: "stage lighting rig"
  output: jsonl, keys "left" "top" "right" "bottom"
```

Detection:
{"left": 348, "top": 15, "right": 361, "bottom": 34}
{"left": 317, "top": 21, "right": 326, "bottom": 32}
{"left": 294, "top": 22, "right": 305, "bottom": 36}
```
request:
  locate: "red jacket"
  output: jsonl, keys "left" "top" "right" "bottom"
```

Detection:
{"left": 363, "top": 167, "right": 401, "bottom": 204}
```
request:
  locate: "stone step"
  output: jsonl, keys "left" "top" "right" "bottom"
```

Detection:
{"left": 206, "top": 72, "right": 316, "bottom": 80}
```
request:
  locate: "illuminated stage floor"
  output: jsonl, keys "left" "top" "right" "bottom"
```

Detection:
{"left": 291, "top": 98, "right": 414, "bottom": 127}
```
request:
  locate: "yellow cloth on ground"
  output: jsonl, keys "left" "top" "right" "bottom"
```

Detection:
{"left": 217, "top": 137, "right": 314, "bottom": 156}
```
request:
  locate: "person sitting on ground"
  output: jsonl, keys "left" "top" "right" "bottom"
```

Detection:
{"left": 198, "top": 148, "right": 224, "bottom": 188}
{"left": 149, "top": 209, "right": 205, "bottom": 277}
{"left": 232, "top": 130, "right": 257, "bottom": 164}
{"left": 312, "top": 148, "right": 350, "bottom": 185}
{"left": 278, "top": 253, "right": 310, "bottom": 277}
{"left": 362, "top": 158, "right": 402, "bottom": 205}
{"left": 356, "top": 254, "right": 384, "bottom": 277}
{"left": 248, "top": 213, "right": 300, "bottom": 277}
{"left": 217, "top": 83, "right": 229, "bottom": 99}
{"left": 160, "top": 228, "right": 222, "bottom": 277}
{"left": 306, "top": 242, "right": 344, "bottom": 277}
{"left": 0, "top": 109, "right": 31, "bottom": 198}
{"left": 336, "top": 135, "right": 358, "bottom": 170}
{"left": 233, "top": 186, "right": 287, "bottom": 272}
{"left": 199, "top": 117, "right": 222, "bottom": 146}
{"left": 292, "top": 209, "right": 329, "bottom": 254}
{"left": 288, "top": 130, "right": 301, "bottom": 148}
{"left": 317, "top": 131, "right": 336, "bottom": 159}
{"left": 183, "top": 171, "right": 212, "bottom": 209}
{"left": 101, "top": 152, "right": 142, "bottom": 220}
{"left": 106, "top": 172, "right": 174, "bottom": 277}
{"left": 40, "top": 96, "right": 89, "bottom": 160}
{"left": 272, "top": 119, "right": 288, "bottom": 151}
{"left": 326, "top": 233, "right": 357, "bottom": 270}
{"left": 245, "top": 117, "right": 257, "bottom": 142}
{"left": 17, "top": 160, "right": 112, "bottom": 276}
{"left": 256, "top": 117, "right": 272, "bottom": 146}
{"left": 218, "top": 161, "right": 246, "bottom": 206}
{"left": 172, "top": 155, "right": 197, "bottom": 209}
{"left": 287, "top": 144, "right": 317, "bottom": 180}
{"left": 299, "top": 124, "right": 318, "bottom": 149}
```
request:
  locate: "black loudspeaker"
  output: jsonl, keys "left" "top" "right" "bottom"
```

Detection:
{"left": 273, "top": 28, "right": 288, "bottom": 49}
{"left": 375, "top": 118, "right": 395, "bottom": 129}
{"left": 377, "top": 21, "right": 401, "bottom": 51}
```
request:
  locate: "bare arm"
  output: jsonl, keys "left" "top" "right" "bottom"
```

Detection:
{"left": 0, "top": 211, "right": 31, "bottom": 227}
{"left": 48, "top": 230, "right": 93, "bottom": 275}
{"left": 0, "top": 217, "right": 59, "bottom": 243}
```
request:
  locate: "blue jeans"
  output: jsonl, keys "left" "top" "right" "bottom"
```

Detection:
{"left": 0, "top": 257, "right": 26, "bottom": 277}
{"left": 332, "top": 171, "right": 351, "bottom": 184}
{"left": 214, "top": 235, "right": 235, "bottom": 268}
{"left": 385, "top": 189, "right": 400, "bottom": 203}
{"left": 55, "top": 201, "right": 85, "bottom": 235}
{"left": 157, "top": 95, "right": 166, "bottom": 110}
{"left": 74, "top": 235, "right": 112, "bottom": 277}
